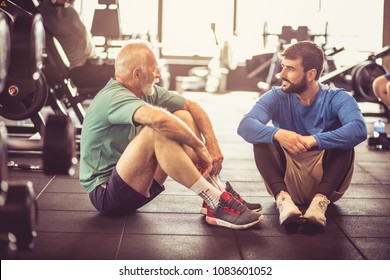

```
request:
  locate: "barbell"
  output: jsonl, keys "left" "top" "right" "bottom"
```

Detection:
{"left": 262, "top": 22, "right": 328, "bottom": 48}
{"left": 5, "top": 114, "right": 77, "bottom": 175}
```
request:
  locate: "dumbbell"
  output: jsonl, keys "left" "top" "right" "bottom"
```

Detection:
{"left": 0, "top": 180, "right": 37, "bottom": 256}
{"left": 0, "top": 124, "right": 37, "bottom": 256}
{"left": 6, "top": 114, "right": 77, "bottom": 175}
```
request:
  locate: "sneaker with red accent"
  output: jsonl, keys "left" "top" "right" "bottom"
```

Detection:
{"left": 200, "top": 181, "right": 262, "bottom": 215}
{"left": 205, "top": 191, "right": 263, "bottom": 229}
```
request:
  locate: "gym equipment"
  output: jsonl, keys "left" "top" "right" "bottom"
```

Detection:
{"left": 262, "top": 22, "right": 329, "bottom": 48}
{"left": 0, "top": 12, "right": 11, "bottom": 93}
{"left": 319, "top": 46, "right": 390, "bottom": 103}
{"left": 247, "top": 23, "right": 340, "bottom": 93}
{"left": 0, "top": 11, "right": 48, "bottom": 121}
{"left": 6, "top": 115, "right": 77, "bottom": 175}
{"left": 351, "top": 61, "right": 387, "bottom": 102}
{"left": 0, "top": 0, "right": 35, "bottom": 18}
{"left": 0, "top": 122, "right": 37, "bottom": 257}
{"left": 0, "top": 0, "right": 89, "bottom": 127}
{"left": 0, "top": 180, "right": 38, "bottom": 254}
{"left": 0, "top": 70, "right": 48, "bottom": 120}
{"left": 8, "top": 12, "right": 45, "bottom": 79}
{"left": 0, "top": 114, "right": 76, "bottom": 258}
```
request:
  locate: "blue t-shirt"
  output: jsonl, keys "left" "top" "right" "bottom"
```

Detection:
{"left": 237, "top": 83, "right": 367, "bottom": 150}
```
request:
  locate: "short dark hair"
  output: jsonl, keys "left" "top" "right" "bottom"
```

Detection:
{"left": 280, "top": 41, "right": 324, "bottom": 80}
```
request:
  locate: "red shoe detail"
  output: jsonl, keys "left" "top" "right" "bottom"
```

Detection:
{"left": 221, "top": 191, "right": 233, "bottom": 202}
{"left": 223, "top": 206, "right": 240, "bottom": 216}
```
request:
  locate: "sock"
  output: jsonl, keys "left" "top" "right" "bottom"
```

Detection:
{"left": 190, "top": 176, "right": 222, "bottom": 210}
{"left": 207, "top": 175, "right": 226, "bottom": 191}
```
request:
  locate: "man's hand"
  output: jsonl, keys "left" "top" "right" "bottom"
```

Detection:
{"left": 274, "top": 129, "right": 315, "bottom": 155}
{"left": 205, "top": 140, "right": 224, "bottom": 176}
{"left": 194, "top": 146, "right": 213, "bottom": 177}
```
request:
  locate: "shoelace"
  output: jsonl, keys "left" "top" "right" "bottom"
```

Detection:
{"left": 220, "top": 196, "right": 247, "bottom": 213}
{"left": 225, "top": 182, "right": 242, "bottom": 199}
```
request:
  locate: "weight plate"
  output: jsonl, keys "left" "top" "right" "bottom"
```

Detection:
{"left": 352, "top": 61, "right": 386, "bottom": 102}
{"left": 0, "top": 70, "right": 48, "bottom": 120}
{"left": 0, "top": 13, "right": 11, "bottom": 92}
{"left": 0, "top": 181, "right": 38, "bottom": 251}
{"left": 8, "top": 13, "right": 45, "bottom": 78}
{"left": 43, "top": 115, "right": 76, "bottom": 175}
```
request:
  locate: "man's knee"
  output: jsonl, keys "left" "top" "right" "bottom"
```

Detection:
{"left": 174, "top": 110, "right": 193, "bottom": 123}
{"left": 173, "top": 110, "right": 200, "bottom": 137}
{"left": 373, "top": 75, "right": 388, "bottom": 97}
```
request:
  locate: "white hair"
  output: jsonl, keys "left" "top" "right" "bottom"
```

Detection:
{"left": 115, "top": 39, "right": 153, "bottom": 78}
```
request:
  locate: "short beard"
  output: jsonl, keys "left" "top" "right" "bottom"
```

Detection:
{"left": 281, "top": 76, "right": 308, "bottom": 94}
{"left": 141, "top": 82, "right": 155, "bottom": 96}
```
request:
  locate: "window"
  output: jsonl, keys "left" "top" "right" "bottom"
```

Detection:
{"left": 235, "top": 0, "right": 384, "bottom": 66}
{"left": 161, "top": 0, "right": 234, "bottom": 57}
{"left": 77, "top": 0, "right": 384, "bottom": 66}
{"left": 118, "top": 0, "right": 158, "bottom": 36}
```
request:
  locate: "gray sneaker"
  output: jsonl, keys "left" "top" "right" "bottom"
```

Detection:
{"left": 205, "top": 191, "right": 263, "bottom": 229}
{"left": 225, "top": 181, "right": 262, "bottom": 212}
{"left": 201, "top": 180, "right": 262, "bottom": 215}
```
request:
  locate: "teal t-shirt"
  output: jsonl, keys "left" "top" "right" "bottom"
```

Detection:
{"left": 79, "top": 78, "right": 185, "bottom": 192}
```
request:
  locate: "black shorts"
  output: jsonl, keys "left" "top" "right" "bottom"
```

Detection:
{"left": 88, "top": 167, "right": 165, "bottom": 215}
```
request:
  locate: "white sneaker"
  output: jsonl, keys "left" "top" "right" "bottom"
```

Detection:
{"left": 303, "top": 194, "right": 330, "bottom": 227}
{"left": 276, "top": 191, "right": 302, "bottom": 225}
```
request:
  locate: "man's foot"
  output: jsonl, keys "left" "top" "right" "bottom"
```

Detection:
{"left": 205, "top": 192, "right": 263, "bottom": 229}
{"left": 303, "top": 194, "right": 330, "bottom": 227}
{"left": 276, "top": 191, "right": 302, "bottom": 225}
{"left": 225, "top": 181, "right": 262, "bottom": 212}
{"left": 200, "top": 180, "right": 262, "bottom": 215}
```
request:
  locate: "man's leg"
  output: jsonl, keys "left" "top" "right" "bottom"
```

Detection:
{"left": 317, "top": 149, "right": 355, "bottom": 198}
{"left": 115, "top": 126, "right": 262, "bottom": 229}
{"left": 116, "top": 126, "right": 207, "bottom": 195}
{"left": 253, "top": 143, "right": 287, "bottom": 197}
{"left": 253, "top": 143, "right": 301, "bottom": 225}
{"left": 373, "top": 75, "right": 390, "bottom": 107}
{"left": 174, "top": 110, "right": 262, "bottom": 214}
{"left": 304, "top": 149, "right": 354, "bottom": 227}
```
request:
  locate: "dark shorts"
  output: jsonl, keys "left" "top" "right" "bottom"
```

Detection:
{"left": 88, "top": 167, "right": 165, "bottom": 215}
{"left": 385, "top": 73, "right": 390, "bottom": 81}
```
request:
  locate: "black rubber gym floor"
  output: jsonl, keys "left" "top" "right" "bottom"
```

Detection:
{"left": 4, "top": 91, "right": 390, "bottom": 260}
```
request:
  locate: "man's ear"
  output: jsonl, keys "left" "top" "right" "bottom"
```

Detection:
{"left": 307, "top": 69, "right": 317, "bottom": 81}
{"left": 133, "top": 68, "right": 142, "bottom": 80}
